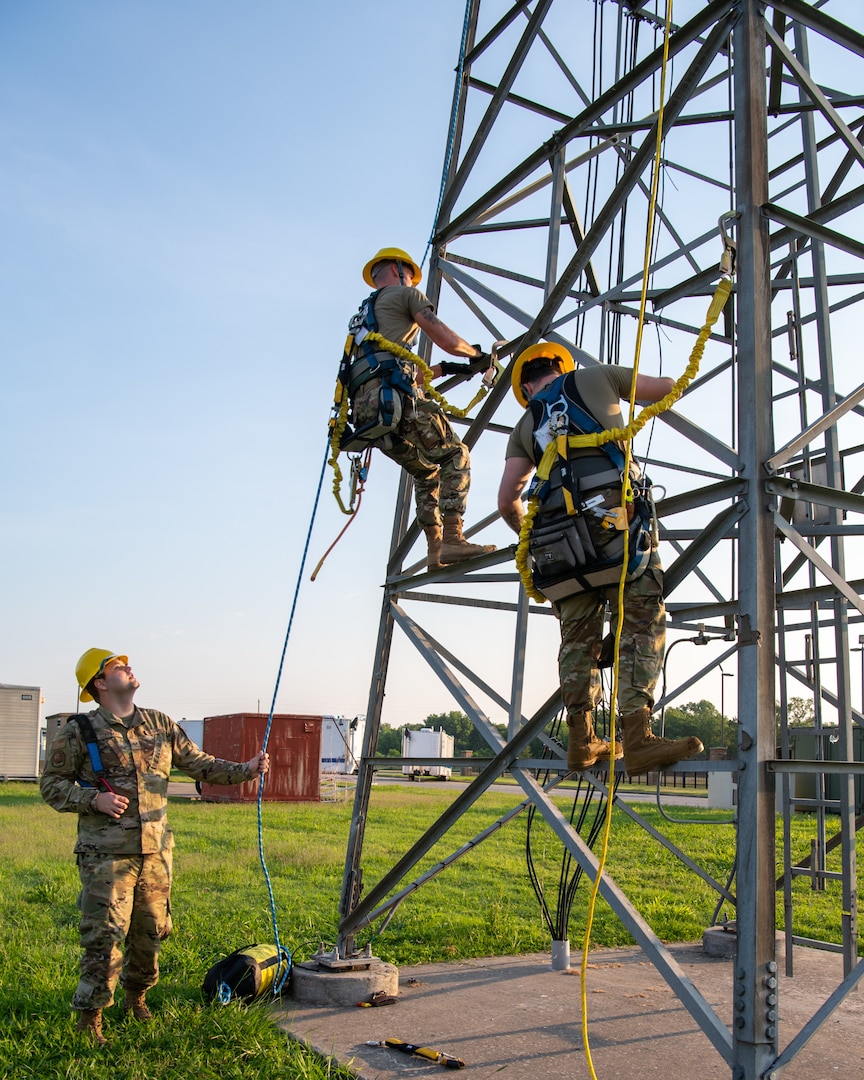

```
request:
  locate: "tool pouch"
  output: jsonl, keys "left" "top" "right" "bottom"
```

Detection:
{"left": 528, "top": 513, "right": 597, "bottom": 578}
{"left": 529, "top": 508, "right": 652, "bottom": 603}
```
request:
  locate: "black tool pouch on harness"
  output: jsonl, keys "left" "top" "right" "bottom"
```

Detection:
{"left": 528, "top": 512, "right": 597, "bottom": 579}
{"left": 531, "top": 509, "right": 651, "bottom": 603}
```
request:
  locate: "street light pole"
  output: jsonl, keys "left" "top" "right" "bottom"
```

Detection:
{"left": 720, "top": 669, "right": 734, "bottom": 750}
{"left": 860, "top": 636, "right": 863, "bottom": 718}
{"left": 851, "top": 636, "right": 864, "bottom": 718}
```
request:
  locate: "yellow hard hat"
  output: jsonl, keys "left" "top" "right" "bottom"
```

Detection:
{"left": 75, "top": 648, "right": 128, "bottom": 702}
{"left": 511, "top": 342, "right": 575, "bottom": 407}
{"left": 362, "top": 247, "right": 422, "bottom": 287}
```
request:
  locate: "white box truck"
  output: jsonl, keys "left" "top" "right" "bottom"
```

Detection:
{"left": 321, "top": 715, "right": 365, "bottom": 774}
{"left": 402, "top": 726, "right": 454, "bottom": 780}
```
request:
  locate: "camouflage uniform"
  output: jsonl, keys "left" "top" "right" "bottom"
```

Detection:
{"left": 506, "top": 365, "right": 666, "bottom": 729}
{"left": 557, "top": 547, "right": 665, "bottom": 722}
{"left": 352, "top": 379, "right": 470, "bottom": 526}
{"left": 40, "top": 707, "right": 253, "bottom": 1010}
{"left": 349, "top": 283, "right": 472, "bottom": 528}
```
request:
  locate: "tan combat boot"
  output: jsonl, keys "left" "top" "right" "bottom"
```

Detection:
{"left": 440, "top": 514, "right": 496, "bottom": 564}
{"left": 76, "top": 1008, "right": 107, "bottom": 1045}
{"left": 566, "top": 710, "right": 624, "bottom": 770}
{"left": 620, "top": 706, "right": 703, "bottom": 774}
{"left": 423, "top": 524, "right": 445, "bottom": 570}
{"left": 123, "top": 989, "right": 153, "bottom": 1022}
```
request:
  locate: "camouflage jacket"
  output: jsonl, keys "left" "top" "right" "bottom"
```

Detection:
{"left": 39, "top": 706, "right": 254, "bottom": 855}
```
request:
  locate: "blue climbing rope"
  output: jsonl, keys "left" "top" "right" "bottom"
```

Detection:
{"left": 420, "top": 0, "right": 473, "bottom": 270}
{"left": 255, "top": 436, "right": 330, "bottom": 994}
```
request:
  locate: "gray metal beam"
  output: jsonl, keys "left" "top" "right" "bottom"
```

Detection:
{"left": 731, "top": 5, "right": 778, "bottom": 1074}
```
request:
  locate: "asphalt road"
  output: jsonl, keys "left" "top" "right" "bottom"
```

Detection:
{"left": 169, "top": 773, "right": 714, "bottom": 808}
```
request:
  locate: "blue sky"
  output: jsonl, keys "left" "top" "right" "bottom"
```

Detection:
{"left": 1, "top": 0, "right": 491, "bottom": 726}
{"left": 4, "top": 1, "right": 863, "bottom": 735}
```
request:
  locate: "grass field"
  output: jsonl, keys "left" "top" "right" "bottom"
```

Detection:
{"left": 0, "top": 781, "right": 858, "bottom": 1078}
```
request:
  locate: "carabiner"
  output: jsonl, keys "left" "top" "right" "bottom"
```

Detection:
{"left": 718, "top": 211, "right": 739, "bottom": 279}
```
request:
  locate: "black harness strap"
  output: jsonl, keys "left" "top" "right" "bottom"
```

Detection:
{"left": 72, "top": 713, "right": 110, "bottom": 790}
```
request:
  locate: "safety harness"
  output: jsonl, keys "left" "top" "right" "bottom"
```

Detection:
{"left": 334, "top": 290, "right": 420, "bottom": 452}
{"left": 521, "top": 372, "right": 654, "bottom": 603}
{"left": 326, "top": 291, "right": 500, "bottom": 520}
{"left": 71, "top": 713, "right": 115, "bottom": 793}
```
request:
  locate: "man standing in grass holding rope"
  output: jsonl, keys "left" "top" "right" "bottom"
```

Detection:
{"left": 340, "top": 247, "right": 496, "bottom": 568}
{"left": 497, "top": 344, "right": 703, "bottom": 775}
{"left": 40, "top": 649, "right": 269, "bottom": 1045}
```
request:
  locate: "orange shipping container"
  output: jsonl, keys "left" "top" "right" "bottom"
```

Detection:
{"left": 200, "top": 713, "right": 322, "bottom": 803}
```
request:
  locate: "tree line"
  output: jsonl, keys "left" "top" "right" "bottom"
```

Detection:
{"left": 377, "top": 699, "right": 817, "bottom": 760}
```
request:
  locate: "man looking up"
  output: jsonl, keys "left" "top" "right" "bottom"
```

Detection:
{"left": 343, "top": 246, "right": 496, "bottom": 568}
{"left": 40, "top": 648, "right": 270, "bottom": 1045}
{"left": 497, "top": 344, "right": 703, "bottom": 775}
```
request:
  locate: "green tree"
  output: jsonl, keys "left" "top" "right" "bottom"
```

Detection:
{"left": 779, "top": 697, "right": 816, "bottom": 727}
{"left": 661, "top": 699, "right": 731, "bottom": 755}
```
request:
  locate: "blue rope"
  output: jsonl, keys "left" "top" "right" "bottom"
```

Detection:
{"left": 420, "top": 0, "right": 473, "bottom": 270}
{"left": 255, "top": 437, "right": 330, "bottom": 994}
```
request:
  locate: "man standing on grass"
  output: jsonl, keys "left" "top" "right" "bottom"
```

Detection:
{"left": 40, "top": 648, "right": 270, "bottom": 1046}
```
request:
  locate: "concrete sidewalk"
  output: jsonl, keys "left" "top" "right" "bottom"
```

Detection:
{"left": 276, "top": 944, "right": 864, "bottom": 1079}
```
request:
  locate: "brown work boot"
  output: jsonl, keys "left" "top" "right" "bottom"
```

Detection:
{"left": 566, "top": 710, "right": 624, "bottom": 770}
{"left": 440, "top": 514, "right": 496, "bottom": 564}
{"left": 423, "top": 524, "right": 444, "bottom": 569}
{"left": 620, "top": 706, "right": 703, "bottom": 774}
{"left": 123, "top": 989, "right": 153, "bottom": 1022}
{"left": 76, "top": 1008, "right": 107, "bottom": 1045}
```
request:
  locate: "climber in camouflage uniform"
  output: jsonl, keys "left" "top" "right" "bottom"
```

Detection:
{"left": 40, "top": 648, "right": 269, "bottom": 1045}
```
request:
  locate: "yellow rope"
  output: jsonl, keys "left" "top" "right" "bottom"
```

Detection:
{"left": 364, "top": 332, "right": 490, "bottom": 417}
{"left": 579, "top": 6, "right": 673, "bottom": 1078}
{"left": 327, "top": 336, "right": 358, "bottom": 516}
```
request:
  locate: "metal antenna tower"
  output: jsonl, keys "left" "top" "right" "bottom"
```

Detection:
{"left": 336, "top": 3, "right": 864, "bottom": 1076}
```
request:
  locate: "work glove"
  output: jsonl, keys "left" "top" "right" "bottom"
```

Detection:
{"left": 438, "top": 348, "right": 491, "bottom": 378}
{"left": 466, "top": 348, "right": 492, "bottom": 374}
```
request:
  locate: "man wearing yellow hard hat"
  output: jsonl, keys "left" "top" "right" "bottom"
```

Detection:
{"left": 497, "top": 345, "right": 703, "bottom": 775}
{"left": 342, "top": 247, "right": 496, "bottom": 568}
{"left": 40, "top": 648, "right": 270, "bottom": 1045}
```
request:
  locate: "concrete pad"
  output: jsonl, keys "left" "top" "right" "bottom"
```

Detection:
{"left": 275, "top": 944, "right": 864, "bottom": 1079}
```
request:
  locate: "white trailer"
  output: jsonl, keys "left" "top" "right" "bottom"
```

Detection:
{"left": 401, "top": 726, "right": 454, "bottom": 780}
{"left": 178, "top": 719, "right": 204, "bottom": 748}
{"left": 0, "top": 683, "right": 41, "bottom": 780}
{"left": 321, "top": 715, "right": 365, "bottom": 774}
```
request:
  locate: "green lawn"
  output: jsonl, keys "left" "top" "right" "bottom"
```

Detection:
{"left": 0, "top": 781, "right": 858, "bottom": 1078}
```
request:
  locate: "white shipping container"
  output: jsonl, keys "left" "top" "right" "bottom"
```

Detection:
{"left": 321, "top": 715, "right": 365, "bottom": 774}
{"left": 0, "top": 684, "right": 41, "bottom": 779}
{"left": 401, "top": 726, "right": 454, "bottom": 779}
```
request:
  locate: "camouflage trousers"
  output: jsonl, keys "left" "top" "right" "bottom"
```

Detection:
{"left": 555, "top": 548, "right": 665, "bottom": 723}
{"left": 72, "top": 851, "right": 173, "bottom": 1011}
{"left": 352, "top": 380, "right": 470, "bottom": 527}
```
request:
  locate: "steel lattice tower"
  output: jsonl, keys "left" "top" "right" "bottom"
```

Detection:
{"left": 335, "top": 3, "right": 864, "bottom": 1076}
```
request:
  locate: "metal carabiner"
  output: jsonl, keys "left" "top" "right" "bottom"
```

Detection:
{"left": 718, "top": 211, "right": 739, "bottom": 279}
{"left": 481, "top": 340, "right": 506, "bottom": 389}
